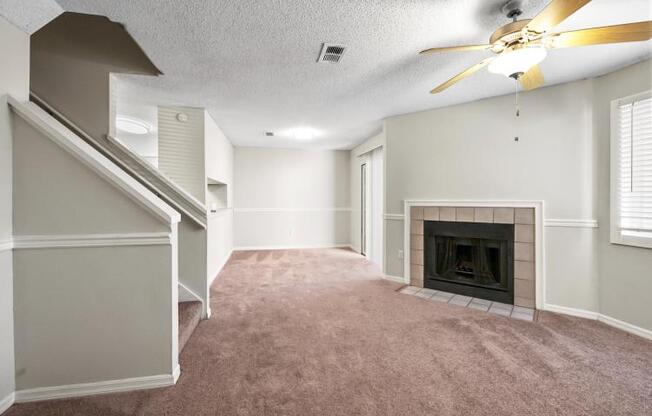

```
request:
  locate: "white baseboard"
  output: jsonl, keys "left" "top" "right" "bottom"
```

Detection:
{"left": 178, "top": 282, "right": 203, "bottom": 304}
{"left": 0, "top": 392, "right": 14, "bottom": 415}
{"left": 172, "top": 365, "right": 181, "bottom": 383}
{"left": 233, "top": 244, "right": 352, "bottom": 251}
{"left": 597, "top": 314, "right": 652, "bottom": 340}
{"left": 543, "top": 303, "right": 600, "bottom": 320}
{"left": 384, "top": 274, "right": 408, "bottom": 284}
{"left": 208, "top": 248, "right": 234, "bottom": 287}
{"left": 543, "top": 303, "right": 652, "bottom": 340}
{"left": 14, "top": 371, "right": 177, "bottom": 403}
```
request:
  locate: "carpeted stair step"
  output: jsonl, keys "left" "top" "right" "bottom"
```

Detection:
{"left": 178, "top": 301, "right": 202, "bottom": 353}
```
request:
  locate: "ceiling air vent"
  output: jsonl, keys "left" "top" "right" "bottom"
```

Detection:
{"left": 318, "top": 43, "right": 346, "bottom": 63}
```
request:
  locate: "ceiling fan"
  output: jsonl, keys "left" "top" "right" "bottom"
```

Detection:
{"left": 421, "top": 0, "right": 652, "bottom": 94}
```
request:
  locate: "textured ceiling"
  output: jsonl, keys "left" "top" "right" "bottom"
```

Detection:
{"left": 53, "top": 0, "right": 652, "bottom": 149}
{"left": 0, "top": 0, "right": 62, "bottom": 33}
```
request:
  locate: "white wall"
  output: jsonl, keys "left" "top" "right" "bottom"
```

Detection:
{"left": 158, "top": 106, "right": 206, "bottom": 203}
{"left": 234, "top": 147, "right": 350, "bottom": 249}
{"left": 113, "top": 79, "right": 159, "bottom": 167}
{"left": 0, "top": 15, "right": 29, "bottom": 406}
{"left": 593, "top": 60, "right": 652, "bottom": 331}
{"left": 205, "top": 112, "right": 234, "bottom": 284}
{"left": 384, "top": 76, "right": 600, "bottom": 312}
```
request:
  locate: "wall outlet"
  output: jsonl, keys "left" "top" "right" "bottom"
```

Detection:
{"left": 398, "top": 249, "right": 404, "bottom": 259}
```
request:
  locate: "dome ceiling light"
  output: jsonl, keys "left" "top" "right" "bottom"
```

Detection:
{"left": 116, "top": 116, "right": 151, "bottom": 135}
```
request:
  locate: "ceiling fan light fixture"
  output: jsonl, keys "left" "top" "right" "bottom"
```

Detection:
{"left": 487, "top": 45, "right": 547, "bottom": 78}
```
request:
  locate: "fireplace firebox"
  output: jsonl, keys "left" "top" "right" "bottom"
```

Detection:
{"left": 424, "top": 221, "right": 514, "bottom": 304}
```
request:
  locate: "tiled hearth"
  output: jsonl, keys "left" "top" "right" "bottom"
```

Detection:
{"left": 398, "top": 285, "right": 536, "bottom": 321}
{"left": 408, "top": 205, "right": 537, "bottom": 309}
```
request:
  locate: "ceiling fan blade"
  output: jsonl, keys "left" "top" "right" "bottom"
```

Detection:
{"left": 546, "top": 21, "right": 652, "bottom": 48}
{"left": 526, "top": 0, "right": 592, "bottom": 34}
{"left": 519, "top": 65, "right": 544, "bottom": 91}
{"left": 430, "top": 58, "right": 494, "bottom": 94}
{"left": 420, "top": 44, "right": 492, "bottom": 55}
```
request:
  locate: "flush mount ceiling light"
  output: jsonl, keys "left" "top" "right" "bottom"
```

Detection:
{"left": 116, "top": 116, "right": 151, "bottom": 135}
{"left": 287, "top": 127, "right": 320, "bottom": 141}
{"left": 488, "top": 45, "right": 547, "bottom": 78}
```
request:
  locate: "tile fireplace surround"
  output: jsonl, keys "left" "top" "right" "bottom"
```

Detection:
{"left": 405, "top": 202, "right": 542, "bottom": 309}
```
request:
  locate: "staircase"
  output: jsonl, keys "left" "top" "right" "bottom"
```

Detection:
{"left": 178, "top": 301, "right": 203, "bottom": 353}
{"left": 31, "top": 93, "right": 208, "bottom": 229}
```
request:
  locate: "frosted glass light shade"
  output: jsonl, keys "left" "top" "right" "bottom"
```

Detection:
{"left": 116, "top": 116, "right": 151, "bottom": 135}
{"left": 488, "top": 45, "right": 547, "bottom": 77}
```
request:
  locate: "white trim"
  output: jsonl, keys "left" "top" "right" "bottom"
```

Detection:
{"left": 383, "top": 274, "right": 406, "bottom": 284}
{"left": 402, "top": 200, "right": 546, "bottom": 309}
{"left": 233, "top": 244, "right": 352, "bottom": 251}
{"left": 14, "top": 372, "right": 177, "bottom": 403}
{"left": 543, "top": 303, "right": 599, "bottom": 320}
{"left": 208, "top": 248, "right": 234, "bottom": 287}
{"left": 106, "top": 135, "right": 206, "bottom": 212}
{"left": 8, "top": 97, "right": 180, "bottom": 225}
{"left": 610, "top": 90, "right": 652, "bottom": 250}
{"left": 384, "top": 213, "right": 404, "bottom": 221}
{"left": 0, "top": 392, "right": 14, "bottom": 415}
{"left": 178, "top": 282, "right": 203, "bottom": 304}
{"left": 234, "top": 207, "right": 351, "bottom": 213}
{"left": 385, "top": 213, "right": 598, "bottom": 229}
{"left": 13, "top": 233, "right": 171, "bottom": 249}
{"left": 544, "top": 219, "right": 599, "bottom": 228}
{"left": 0, "top": 238, "right": 13, "bottom": 253}
{"left": 598, "top": 314, "right": 652, "bottom": 340}
{"left": 172, "top": 365, "right": 181, "bottom": 383}
{"left": 543, "top": 303, "right": 652, "bottom": 340}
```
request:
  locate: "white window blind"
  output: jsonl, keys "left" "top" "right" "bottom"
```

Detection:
{"left": 612, "top": 91, "right": 652, "bottom": 247}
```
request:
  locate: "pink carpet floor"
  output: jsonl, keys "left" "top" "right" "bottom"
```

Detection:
{"left": 6, "top": 248, "right": 652, "bottom": 415}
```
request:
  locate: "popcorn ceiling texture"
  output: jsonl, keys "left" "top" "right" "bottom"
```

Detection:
{"left": 0, "top": 0, "right": 62, "bottom": 33}
{"left": 24, "top": 1, "right": 652, "bottom": 148}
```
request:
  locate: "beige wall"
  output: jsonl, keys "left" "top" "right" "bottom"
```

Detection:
{"left": 383, "top": 59, "right": 652, "bottom": 331}
{"left": 234, "top": 147, "right": 350, "bottom": 248}
{"left": 13, "top": 245, "right": 174, "bottom": 389}
{"left": 11, "top": 112, "right": 178, "bottom": 390}
{"left": 594, "top": 60, "right": 652, "bottom": 331}
{"left": 0, "top": 15, "right": 29, "bottom": 403}
{"left": 384, "top": 75, "right": 600, "bottom": 311}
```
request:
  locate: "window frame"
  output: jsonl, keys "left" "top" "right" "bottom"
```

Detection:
{"left": 610, "top": 90, "right": 652, "bottom": 250}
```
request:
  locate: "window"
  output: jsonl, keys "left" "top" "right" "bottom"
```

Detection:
{"left": 611, "top": 91, "right": 652, "bottom": 249}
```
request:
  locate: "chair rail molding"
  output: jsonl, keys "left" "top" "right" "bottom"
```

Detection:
{"left": 234, "top": 207, "right": 351, "bottom": 213}
{"left": 0, "top": 237, "right": 13, "bottom": 253}
{"left": 13, "top": 232, "right": 172, "bottom": 249}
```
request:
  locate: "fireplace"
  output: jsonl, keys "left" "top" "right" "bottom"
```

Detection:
{"left": 424, "top": 221, "right": 514, "bottom": 304}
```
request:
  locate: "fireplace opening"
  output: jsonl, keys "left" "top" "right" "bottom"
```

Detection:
{"left": 424, "top": 221, "right": 514, "bottom": 304}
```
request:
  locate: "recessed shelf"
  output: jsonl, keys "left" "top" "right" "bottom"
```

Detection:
{"left": 206, "top": 177, "right": 228, "bottom": 212}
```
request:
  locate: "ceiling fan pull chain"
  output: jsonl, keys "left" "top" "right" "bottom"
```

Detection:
{"left": 515, "top": 79, "right": 520, "bottom": 117}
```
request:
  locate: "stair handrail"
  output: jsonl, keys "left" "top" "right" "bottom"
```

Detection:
{"left": 105, "top": 134, "right": 207, "bottom": 215}
{"left": 29, "top": 92, "right": 207, "bottom": 228}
